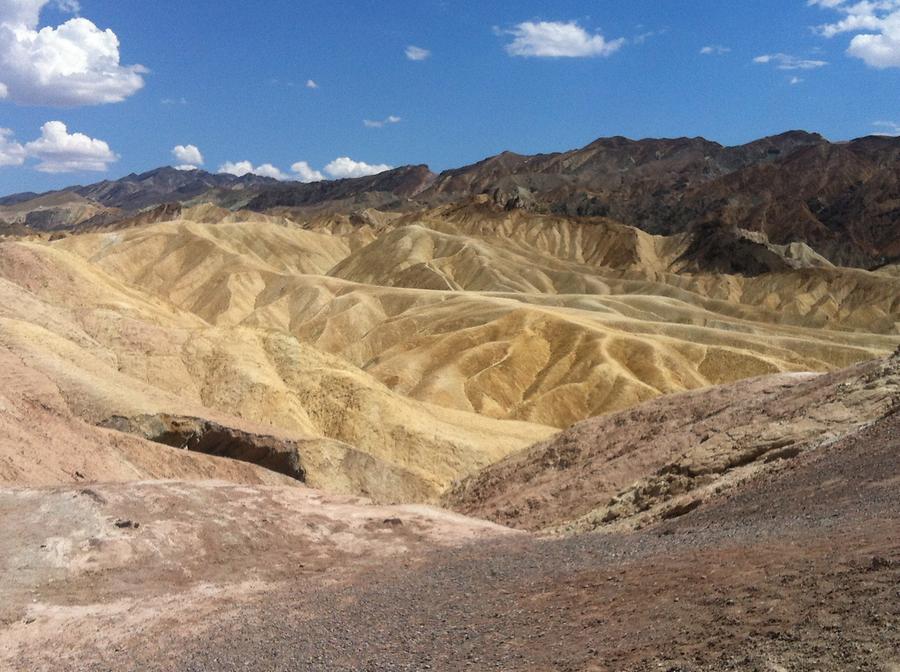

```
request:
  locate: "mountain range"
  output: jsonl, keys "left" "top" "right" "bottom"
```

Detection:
{"left": 3, "top": 130, "right": 898, "bottom": 268}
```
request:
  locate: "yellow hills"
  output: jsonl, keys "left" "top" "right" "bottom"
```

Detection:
{"left": 1, "top": 203, "right": 897, "bottom": 501}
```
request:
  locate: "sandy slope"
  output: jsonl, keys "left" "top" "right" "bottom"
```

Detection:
{"left": 0, "top": 238, "right": 552, "bottom": 501}
{"left": 0, "top": 347, "right": 292, "bottom": 487}
{"left": 0, "top": 201, "right": 898, "bottom": 670}
{"left": 54, "top": 210, "right": 897, "bottom": 429}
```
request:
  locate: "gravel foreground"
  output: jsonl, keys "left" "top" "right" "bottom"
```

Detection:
{"left": 89, "top": 411, "right": 900, "bottom": 672}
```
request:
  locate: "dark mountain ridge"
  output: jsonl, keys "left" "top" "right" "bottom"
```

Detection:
{"left": 73, "top": 166, "right": 279, "bottom": 210}
{"left": 245, "top": 164, "right": 435, "bottom": 212}
{"left": 3, "top": 131, "right": 898, "bottom": 267}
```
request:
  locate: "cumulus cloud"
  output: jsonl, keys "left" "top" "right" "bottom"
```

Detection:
{"left": 290, "top": 161, "right": 323, "bottom": 182}
{"left": 249, "top": 163, "right": 289, "bottom": 180}
{"left": 811, "top": 0, "right": 900, "bottom": 68}
{"left": 218, "top": 160, "right": 288, "bottom": 180}
{"left": 405, "top": 45, "right": 430, "bottom": 60}
{"left": 171, "top": 144, "right": 203, "bottom": 169}
{"left": 0, "top": 0, "right": 147, "bottom": 106}
{"left": 305, "top": 79, "right": 318, "bottom": 89}
{"left": 218, "top": 160, "right": 254, "bottom": 177}
{"left": 23, "top": 120, "right": 117, "bottom": 172}
{"left": 363, "top": 115, "right": 402, "bottom": 128}
{"left": 700, "top": 45, "right": 730, "bottom": 55}
{"left": 324, "top": 157, "right": 392, "bottom": 179}
{"left": 218, "top": 160, "right": 324, "bottom": 181}
{"left": 217, "top": 157, "right": 391, "bottom": 181}
{"left": 503, "top": 20, "right": 624, "bottom": 58}
{"left": 172, "top": 145, "right": 203, "bottom": 170}
{"left": 753, "top": 53, "right": 828, "bottom": 69}
{"left": 0, "top": 127, "right": 26, "bottom": 167}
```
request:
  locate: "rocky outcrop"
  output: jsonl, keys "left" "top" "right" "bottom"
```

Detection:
{"left": 445, "top": 351, "right": 900, "bottom": 532}
{"left": 100, "top": 414, "right": 307, "bottom": 481}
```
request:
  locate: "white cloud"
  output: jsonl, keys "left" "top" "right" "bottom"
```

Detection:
{"left": 290, "top": 161, "right": 323, "bottom": 182}
{"left": 0, "top": 0, "right": 147, "bottom": 106}
{"left": 0, "top": 127, "right": 25, "bottom": 167}
{"left": 324, "top": 157, "right": 392, "bottom": 179}
{"left": 217, "top": 157, "right": 392, "bottom": 182}
{"left": 873, "top": 120, "right": 900, "bottom": 135}
{"left": 405, "top": 45, "right": 431, "bottom": 60}
{"left": 811, "top": 0, "right": 900, "bottom": 68}
{"left": 218, "top": 160, "right": 280, "bottom": 179}
{"left": 251, "top": 163, "right": 289, "bottom": 180}
{"left": 171, "top": 144, "right": 203, "bottom": 169}
{"left": 54, "top": 0, "right": 80, "bottom": 13}
{"left": 363, "top": 115, "right": 402, "bottom": 128}
{"left": 23, "top": 120, "right": 116, "bottom": 172}
{"left": 503, "top": 20, "right": 624, "bottom": 58}
{"left": 790, "top": 75, "right": 804, "bottom": 84}
{"left": 217, "top": 160, "right": 301, "bottom": 180}
{"left": 306, "top": 79, "right": 318, "bottom": 89}
{"left": 700, "top": 45, "right": 730, "bottom": 55}
{"left": 218, "top": 160, "right": 253, "bottom": 176}
{"left": 1, "top": 1, "right": 49, "bottom": 26}
{"left": 753, "top": 53, "right": 828, "bottom": 69}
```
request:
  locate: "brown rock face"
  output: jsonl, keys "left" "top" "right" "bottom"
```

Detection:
{"left": 100, "top": 414, "right": 307, "bottom": 481}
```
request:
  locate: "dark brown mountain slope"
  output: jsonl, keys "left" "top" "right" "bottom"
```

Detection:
{"left": 674, "top": 138, "right": 900, "bottom": 266}
{"left": 423, "top": 132, "right": 898, "bottom": 267}
{"left": 244, "top": 164, "right": 435, "bottom": 213}
{"left": 423, "top": 131, "right": 827, "bottom": 217}
{"left": 74, "top": 166, "right": 278, "bottom": 210}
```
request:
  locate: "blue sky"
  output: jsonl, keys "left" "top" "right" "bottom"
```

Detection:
{"left": 0, "top": 0, "right": 898, "bottom": 194}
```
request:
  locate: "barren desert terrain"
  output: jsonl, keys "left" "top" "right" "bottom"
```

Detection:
{"left": 1, "top": 128, "right": 898, "bottom": 671}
